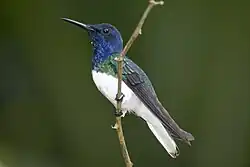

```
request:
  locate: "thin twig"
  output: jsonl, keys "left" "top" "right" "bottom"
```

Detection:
{"left": 114, "top": 1, "right": 164, "bottom": 167}
{"left": 120, "top": 0, "right": 164, "bottom": 58}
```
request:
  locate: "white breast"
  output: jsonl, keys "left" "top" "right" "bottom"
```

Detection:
{"left": 92, "top": 70, "right": 178, "bottom": 157}
{"left": 92, "top": 70, "right": 140, "bottom": 111}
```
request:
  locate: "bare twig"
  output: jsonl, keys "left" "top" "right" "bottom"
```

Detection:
{"left": 114, "top": 1, "right": 164, "bottom": 167}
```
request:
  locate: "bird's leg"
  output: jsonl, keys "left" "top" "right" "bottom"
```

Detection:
{"left": 114, "top": 110, "right": 127, "bottom": 117}
{"left": 115, "top": 93, "right": 125, "bottom": 102}
{"left": 114, "top": 110, "right": 123, "bottom": 117}
{"left": 114, "top": 93, "right": 125, "bottom": 117}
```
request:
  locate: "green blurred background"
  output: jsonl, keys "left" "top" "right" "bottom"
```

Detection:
{"left": 1, "top": 0, "right": 250, "bottom": 166}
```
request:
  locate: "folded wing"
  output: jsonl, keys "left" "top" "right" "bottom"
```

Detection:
{"left": 121, "top": 58, "right": 194, "bottom": 144}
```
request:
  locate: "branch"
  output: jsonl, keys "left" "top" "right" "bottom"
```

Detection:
{"left": 114, "top": 1, "right": 164, "bottom": 167}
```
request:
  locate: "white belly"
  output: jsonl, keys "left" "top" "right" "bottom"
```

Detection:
{"left": 92, "top": 70, "right": 140, "bottom": 112}
{"left": 91, "top": 70, "right": 162, "bottom": 120}
{"left": 92, "top": 70, "right": 167, "bottom": 122}
{"left": 91, "top": 70, "right": 178, "bottom": 157}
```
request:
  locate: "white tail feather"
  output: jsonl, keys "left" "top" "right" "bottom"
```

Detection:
{"left": 136, "top": 103, "right": 180, "bottom": 158}
{"left": 91, "top": 72, "right": 180, "bottom": 157}
{"left": 147, "top": 122, "right": 179, "bottom": 158}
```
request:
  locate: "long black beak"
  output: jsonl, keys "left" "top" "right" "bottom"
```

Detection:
{"left": 61, "top": 18, "right": 94, "bottom": 31}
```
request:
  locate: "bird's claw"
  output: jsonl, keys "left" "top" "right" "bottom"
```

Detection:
{"left": 115, "top": 93, "right": 125, "bottom": 102}
{"left": 114, "top": 110, "right": 123, "bottom": 117}
{"left": 114, "top": 93, "right": 126, "bottom": 117}
{"left": 111, "top": 122, "right": 118, "bottom": 129}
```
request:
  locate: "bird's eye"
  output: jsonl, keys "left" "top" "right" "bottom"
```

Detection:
{"left": 102, "top": 28, "right": 110, "bottom": 34}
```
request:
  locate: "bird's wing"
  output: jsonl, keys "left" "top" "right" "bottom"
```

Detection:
{"left": 121, "top": 57, "right": 194, "bottom": 144}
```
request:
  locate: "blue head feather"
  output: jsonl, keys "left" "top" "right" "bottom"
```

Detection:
{"left": 87, "top": 24, "right": 123, "bottom": 68}
{"left": 61, "top": 18, "right": 123, "bottom": 69}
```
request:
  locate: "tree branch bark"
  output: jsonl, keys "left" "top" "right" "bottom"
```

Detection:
{"left": 114, "top": 1, "right": 164, "bottom": 167}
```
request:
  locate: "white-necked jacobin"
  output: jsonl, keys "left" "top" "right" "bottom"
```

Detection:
{"left": 62, "top": 18, "right": 194, "bottom": 158}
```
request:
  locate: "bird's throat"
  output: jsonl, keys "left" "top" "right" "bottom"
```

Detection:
{"left": 92, "top": 53, "right": 119, "bottom": 77}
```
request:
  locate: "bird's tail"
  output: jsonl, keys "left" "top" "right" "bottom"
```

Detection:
{"left": 147, "top": 122, "right": 180, "bottom": 158}
{"left": 157, "top": 100, "right": 195, "bottom": 145}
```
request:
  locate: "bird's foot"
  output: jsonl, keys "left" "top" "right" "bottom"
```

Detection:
{"left": 114, "top": 109, "right": 127, "bottom": 117}
{"left": 115, "top": 93, "right": 125, "bottom": 102}
{"left": 114, "top": 93, "right": 126, "bottom": 117}
{"left": 120, "top": 110, "right": 127, "bottom": 117}
{"left": 114, "top": 110, "right": 124, "bottom": 117}
{"left": 111, "top": 122, "right": 118, "bottom": 129}
{"left": 111, "top": 111, "right": 127, "bottom": 129}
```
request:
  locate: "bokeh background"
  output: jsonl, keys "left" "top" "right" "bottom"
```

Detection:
{"left": 1, "top": 0, "right": 250, "bottom": 166}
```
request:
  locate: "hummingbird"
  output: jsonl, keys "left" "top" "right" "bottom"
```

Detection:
{"left": 62, "top": 18, "right": 194, "bottom": 158}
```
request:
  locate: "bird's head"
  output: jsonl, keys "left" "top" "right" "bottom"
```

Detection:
{"left": 62, "top": 18, "right": 123, "bottom": 66}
